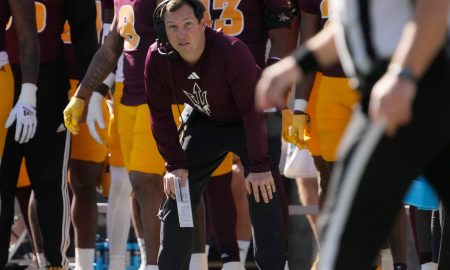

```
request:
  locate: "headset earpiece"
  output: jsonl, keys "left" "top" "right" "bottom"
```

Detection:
{"left": 153, "top": 0, "right": 170, "bottom": 44}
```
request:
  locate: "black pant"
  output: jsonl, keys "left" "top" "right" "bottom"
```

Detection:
{"left": 318, "top": 53, "right": 450, "bottom": 269}
{"left": 0, "top": 60, "right": 71, "bottom": 268}
{"left": 432, "top": 209, "right": 441, "bottom": 264}
{"left": 158, "top": 117, "right": 287, "bottom": 270}
{"left": 265, "top": 112, "right": 290, "bottom": 240}
{"left": 438, "top": 205, "right": 450, "bottom": 269}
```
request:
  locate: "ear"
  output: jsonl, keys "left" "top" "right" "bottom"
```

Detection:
{"left": 200, "top": 18, "right": 206, "bottom": 30}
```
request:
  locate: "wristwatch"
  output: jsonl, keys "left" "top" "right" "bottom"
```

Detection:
{"left": 388, "top": 64, "right": 417, "bottom": 83}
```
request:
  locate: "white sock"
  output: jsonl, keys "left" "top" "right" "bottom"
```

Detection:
{"left": 75, "top": 248, "right": 94, "bottom": 270}
{"left": 137, "top": 238, "right": 147, "bottom": 270}
{"left": 107, "top": 166, "right": 132, "bottom": 259}
{"left": 189, "top": 253, "right": 208, "bottom": 270}
{"left": 284, "top": 261, "right": 290, "bottom": 270}
{"left": 145, "top": 265, "right": 159, "bottom": 270}
{"left": 237, "top": 240, "right": 250, "bottom": 265}
{"left": 36, "top": 253, "right": 47, "bottom": 269}
{"left": 222, "top": 261, "right": 245, "bottom": 270}
{"left": 205, "top": 245, "right": 210, "bottom": 256}
{"left": 421, "top": 262, "right": 433, "bottom": 270}
{"left": 108, "top": 255, "right": 126, "bottom": 270}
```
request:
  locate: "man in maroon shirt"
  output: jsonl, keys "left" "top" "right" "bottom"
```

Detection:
{"left": 145, "top": 0, "right": 286, "bottom": 269}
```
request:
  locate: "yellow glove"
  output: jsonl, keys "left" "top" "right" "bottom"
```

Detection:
{"left": 281, "top": 109, "right": 310, "bottom": 149}
{"left": 63, "top": 96, "right": 85, "bottom": 135}
{"left": 281, "top": 108, "right": 293, "bottom": 140}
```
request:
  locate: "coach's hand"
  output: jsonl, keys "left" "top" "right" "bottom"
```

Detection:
{"left": 5, "top": 83, "right": 38, "bottom": 143}
{"left": 87, "top": 92, "right": 106, "bottom": 145}
{"left": 64, "top": 96, "right": 85, "bottom": 135}
{"left": 369, "top": 71, "right": 416, "bottom": 137}
{"left": 246, "top": 171, "right": 276, "bottom": 203}
{"left": 256, "top": 56, "right": 302, "bottom": 111}
{"left": 164, "top": 169, "right": 188, "bottom": 200}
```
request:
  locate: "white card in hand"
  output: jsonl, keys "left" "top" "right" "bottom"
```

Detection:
{"left": 174, "top": 177, "right": 194, "bottom": 227}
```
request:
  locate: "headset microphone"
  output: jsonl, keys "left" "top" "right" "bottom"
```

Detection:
{"left": 167, "top": 51, "right": 178, "bottom": 59}
{"left": 156, "top": 39, "right": 169, "bottom": 55}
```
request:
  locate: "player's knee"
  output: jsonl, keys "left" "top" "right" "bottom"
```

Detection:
{"left": 231, "top": 176, "right": 247, "bottom": 198}
{"left": 69, "top": 177, "right": 97, "bottom": 198}
{"left": 297, "top": 177, "right": 319, "bottom": 192}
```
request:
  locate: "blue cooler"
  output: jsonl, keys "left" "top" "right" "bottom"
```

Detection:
{"left": 404, "top": 176, "right": 439, "bottom": 210}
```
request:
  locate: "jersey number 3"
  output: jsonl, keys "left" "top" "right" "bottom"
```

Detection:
{"left": 200, "top": 0, "right": 244, "bottom": 36}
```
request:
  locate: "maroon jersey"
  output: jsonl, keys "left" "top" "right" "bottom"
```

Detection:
{"left": 6, "top": 0, "right": 65, "bottom": 63}
{"left": 298, "top": 0, "right": 345, "bottom": 77}
{"left": 201, "top": 0, "right": 291, "bottom": 68}
{"left": 145, "top": 28, "right": 269, "bottom": 173}
{"left": 0, "top": 0, "right": 10, "bottom": 52}
{"left": 5, "top": 0, "right": 97, "bottom": 80}
{"left": 115, "top": 0, "right": 157, "bottom": 106}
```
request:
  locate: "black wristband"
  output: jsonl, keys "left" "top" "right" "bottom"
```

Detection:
{"left": 292, "top": 46, "right": 320, "bottom": 74}
{"left": 266, "top": 57, "right": 281, "bottom": 67}
{"left": 263, "top": 7, "right": 293, "bottom": 29}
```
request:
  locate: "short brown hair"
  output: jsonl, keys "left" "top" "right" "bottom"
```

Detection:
{"left": 162, "top": 0, "right": 205, "bottom": 22}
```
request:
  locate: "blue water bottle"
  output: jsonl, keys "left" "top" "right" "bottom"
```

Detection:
{"left": 131, "top": 242, "right": 141, "bottom": 270}
{"left": 102, "top": 240, "right": 109, "bottom": 270}
{"left": 125, "top": 242, "right": 133, "bottom": 270}
{"left": 94, "top": 236, "right": 104, "bottom": 270}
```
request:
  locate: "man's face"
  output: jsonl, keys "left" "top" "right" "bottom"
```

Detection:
{"left": 164, "top": 4, "right": 206, "bottom": 62}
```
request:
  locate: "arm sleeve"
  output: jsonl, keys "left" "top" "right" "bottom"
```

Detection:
{"left": 227, "top": 41, "right": 270, "bottom": 173}
{"left": 65, "top": 0, "right": 99, "bottom": 79}
{"left": 263, "top": 0, "right": 293, "bottom": 30}
{"left": 144, "top": 48, "right": 188, "bottom": 172}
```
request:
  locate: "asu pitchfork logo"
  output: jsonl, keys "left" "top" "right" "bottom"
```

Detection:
{"left": 183, "top": 83, "right": 211, "bottom": 116}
